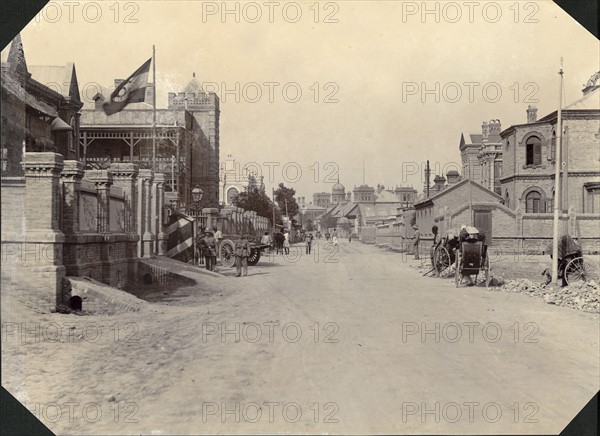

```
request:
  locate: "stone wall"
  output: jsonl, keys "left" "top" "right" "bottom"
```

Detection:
{"left": 1, "top": 152, "right": 167, "bottom": 311}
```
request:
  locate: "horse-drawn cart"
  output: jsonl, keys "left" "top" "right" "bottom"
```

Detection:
{"left": 218, "top": 237, "right": 270, "bottom": 268}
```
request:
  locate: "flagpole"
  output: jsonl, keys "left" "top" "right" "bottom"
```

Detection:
{"left": 152, "top": 45, "right": 157, "bottom": 173}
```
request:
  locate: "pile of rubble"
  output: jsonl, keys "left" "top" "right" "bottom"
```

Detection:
{"left": 490, "top": 277, "right": 600, "bottom": 314}
{"left": 412, "top": 262, "right": 600, "bottom": 314}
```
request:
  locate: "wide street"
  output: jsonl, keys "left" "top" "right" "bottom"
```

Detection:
{"left": 3, "top": 241, "right": 599, "bottom": 434}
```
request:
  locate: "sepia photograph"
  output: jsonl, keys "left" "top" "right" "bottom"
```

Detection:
{"left": 1, "top": 0, "right": 599, "bottom": 434}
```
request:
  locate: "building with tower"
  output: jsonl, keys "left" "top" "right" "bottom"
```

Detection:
{"left": 79, "top": 74, "right": 220, "bottom": 207}
{"left": 460, "top": 119, "right": 503, "bottom": 194}
{"left": 219, "top": 153, "right": 265, "bottom": 205}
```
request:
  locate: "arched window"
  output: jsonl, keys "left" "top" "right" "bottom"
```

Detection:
{"left": 505, "top": 191, "right": 510, "bottom": 208}
{"left": 226, "top": 187, "right": 239, "bottom": 204}
{"left": 526, "top": 136, "right": 542, "bottom": 165}
{"left": 526, "top": 190, "right": 544, "bottom": 213}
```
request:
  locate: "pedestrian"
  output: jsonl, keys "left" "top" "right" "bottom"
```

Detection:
{"left": 306, "top": 232, "right": 314, "bottom": 254}
{"left": 196, "top": 228, "right": 205, "bottom": 267}
{"left": 274, "top": 230, "right": 285, "bottom": 254}
{"left": 283, "top": 230, "right": 290, "bottom": 254}
{"left": 261, "top": 231, "right": 271, "bottom": 246}
{"left": 325, "top": 231, "right": 330, "bottom": 241}
{"left": 348, "top": 232, "right": 352, "bottom": 243}
{"left": 332, "top": 229, "right": 338, "bottom": 246}
{"left": 203, "top": 229, "right": 217, "bottom": 271}
{"left": 430, "top": 225, "right": 439, "bottom": 267}
{"left": 235, "top": 234, "right": 250, "bottom": 277}
{"left": 413, "top": 224, "right": 420, "bottom": 259}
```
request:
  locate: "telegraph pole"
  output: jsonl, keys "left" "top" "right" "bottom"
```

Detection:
{"left": 551, "top": 58, "right": 564, "bottom": 285}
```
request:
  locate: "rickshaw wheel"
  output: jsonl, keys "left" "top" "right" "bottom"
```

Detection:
{"left": 435, "top": 247, "right": 451, "bottom": 276}
{"left": 564, "top": 257, "right": 600, "bottom": 286}
{"left": 247, "top": 247, "right": 261, "bottom": 266}
{"left": 219, "top": 239, "right": 236, "bottom": 268}
{"left": 484, "top": 255, "right": 490, "bottom": 288}
{"left": 454, "top": 252, "right": 461, "bottom": 288}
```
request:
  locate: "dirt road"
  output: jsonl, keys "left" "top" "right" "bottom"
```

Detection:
{"left": 2, "top": 241, "right": 598, "bottom": 434}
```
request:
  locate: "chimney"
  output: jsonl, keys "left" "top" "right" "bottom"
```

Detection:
{"left": 526, "top": 105, "right": 538, "bottom": 123}
{"left": 433, "top": 175, "right": 446, "bottom": 192}
{"left": 446, "top": 170, "right": 460, "bottom": 185}
{"left": 481, "top": 121, "right": 489, "bottom": 141}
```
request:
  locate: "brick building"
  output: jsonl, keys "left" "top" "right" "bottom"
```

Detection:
{"left": 500, "top": 78, "right": 600, "bottom": 215}
{"left": 1, "top": 34, "right": 83, "bottom": 176}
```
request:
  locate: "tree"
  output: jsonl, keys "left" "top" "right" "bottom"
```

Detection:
{"left": 274, "top": 183, "right": 299, "bottom": 219}
{"left": 319, "top": 214, "right": 338, "bottom": 232}
{"left": 232, "top": 187, "right": 282, "bottom": 225}
{"left": 305, "top": 219, "right": 315, "bottom": 232}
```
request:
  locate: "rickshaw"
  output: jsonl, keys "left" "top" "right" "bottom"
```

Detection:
{"left": 219, "top": 236, "right": 270, "bottom": 268}
{"left": 548, "top": 234, "right": 599, "bottom": 286}
{"left": 431, "top": 231, "right": 460, "bottom": 276}
{"left": 454, "top": 226, "right": 490, "bottom": 288}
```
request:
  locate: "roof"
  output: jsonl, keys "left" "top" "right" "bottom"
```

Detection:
{"left": 28, "top": 64, "right": 79, "bottom": 100}
{"left": 1, "top": 69, "right": 58, "bottom": 117}
{"left": 332, "top": 182, "right": 345, "bottom": 193}
{"left": 469, "top": 134, "right": 482, "bottom": 144}
{"left": 358, "top": 203, "right": 401, "bottom": 218}
{"left": 183, "top": 76, "right": 205, "bottom": 94}
{"left": 563, "top": 87, "right": 600, "bottom": 110}
{"left": 375, "top": 189, "right": 400, "bottom": 202}
{"left": 413, "top": 178, "right": 502, "bottom": 208}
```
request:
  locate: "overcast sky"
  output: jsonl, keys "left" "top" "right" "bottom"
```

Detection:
{"left": 5, "top": 0, "right": 599, "bottom": 200}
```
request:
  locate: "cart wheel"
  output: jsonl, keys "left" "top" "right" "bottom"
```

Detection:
{"left": 455, "top": 252, "right": 461, "bottom": 288}
{"left": 484, "top": 255, "right": 490, "bottom": 288}
{"left": 564, "top": 257, "right": 600, "bottom": 286}
{"left": 435, "top": 247, "right": 451, "bottom": 276}
{"left": 247, "top": 247, "right": 261, "bottom": 266}
{"left": 219, "top": 239, "right": 236, "bottom": 268}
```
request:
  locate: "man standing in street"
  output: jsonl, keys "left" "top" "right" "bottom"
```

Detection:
{"left": 235, "top": 234, "right": 250, "bottom": 277}
{"left": 413, "top": 224, "right": 420, "bottom": 259}
{"left": 306, "top": 232, "right": 314, "bottom": 254}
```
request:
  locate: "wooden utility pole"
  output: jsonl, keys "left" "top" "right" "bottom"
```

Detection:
{"left": 551, "top": 58, "right": 564, "bottom": 285}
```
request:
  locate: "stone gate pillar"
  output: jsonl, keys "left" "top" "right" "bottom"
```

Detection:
{"left": 21, "top": 152, "right": 66, "bottom": 310}
{"left": 154, "top": 173, "right": 166, "bottom": 255}
{"left": 61, "top": 160, "right": 85, "bottom": 235}
{"left": 110, "top": 163, "right": 138, "bottom": 233}
{"left": 138, "top": 169, "right": 155, "bottom": 257}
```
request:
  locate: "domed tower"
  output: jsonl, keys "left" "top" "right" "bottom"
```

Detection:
{"left": 331, "top": 177, "right": 346, "bottom": 204}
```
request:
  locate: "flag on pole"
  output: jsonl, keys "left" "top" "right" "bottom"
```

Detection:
{"left": 103, "top": 58, "right": 152, "bottom": 115}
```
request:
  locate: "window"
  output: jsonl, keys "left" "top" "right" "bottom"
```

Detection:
{"left": 550, "top": 131, "right": 556, "bottom": 161}
{"left": 505, "top": 191, "right": 510, "bottom": 208}
{"left": 1, "top": 147, "right": 7, "bottom": 172}
{"left": 526, "top": 191, "right": 545, "bottom": 213}
{"left": 526, "top": 136, "right": 541, "bottom": 165}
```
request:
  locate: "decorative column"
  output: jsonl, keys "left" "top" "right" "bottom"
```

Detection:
{"left": 21, "top": 152, "right": 66, "bottom": 311}
{"left": 154, "top": 172, "right": 167, "bottom": 255}
{"left": 110, "top": 163, "right": 138, "bottom": 233}
{"left": 138, "top": 169, "right": 155, "bottom": 257}
{"left": 61, "top": 160, "right": 85, "bottom": 235}
{"left": 110, "top": 163, "right": 139, "bottom": 283}
{"left": 85, "top": 169, "right": 113, "bottom": 233}
{"left": 203, "top": 208, "right": 220, "bottom": 231}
